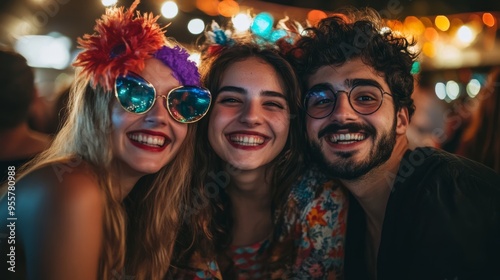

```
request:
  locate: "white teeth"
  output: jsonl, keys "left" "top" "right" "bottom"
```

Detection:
{"left": 230, "top": 134, "right": 265, "bottom": 146}
{"left": 328, "top": 133, "right": 365, "bottom": 143}
{"left": 129, "top": 133, "right": 166, "bottom": 147}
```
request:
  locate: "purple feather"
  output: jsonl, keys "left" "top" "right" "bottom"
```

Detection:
{"left": 154, "top": 46, "right": 200, "bottom": 86}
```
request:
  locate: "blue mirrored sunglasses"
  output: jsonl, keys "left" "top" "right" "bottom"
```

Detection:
{"left": 115, "top": 72, "right": 211, "bottom": 123}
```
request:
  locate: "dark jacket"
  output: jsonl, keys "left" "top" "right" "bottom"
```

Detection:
{"left": 344, "top": 147, "right": 500, "bottom": 280}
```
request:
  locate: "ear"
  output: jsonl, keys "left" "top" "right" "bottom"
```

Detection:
{"left": 395, "top": 107, "right": 409, "bottom": 135}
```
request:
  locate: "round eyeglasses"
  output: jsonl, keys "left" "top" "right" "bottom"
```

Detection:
{"left": 115, "top": 72, "right": 211, "bottom": 123}
{"left": 304, "top": 84, "right": 393, "bottom": 119}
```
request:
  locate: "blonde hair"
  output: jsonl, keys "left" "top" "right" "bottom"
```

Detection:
{"left": 7, "top": 60, "right": 196, "bottom": 279}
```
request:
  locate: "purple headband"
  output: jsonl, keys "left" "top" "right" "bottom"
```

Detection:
{"left": 154, "top": 46, "right": 200, "bottom": 87}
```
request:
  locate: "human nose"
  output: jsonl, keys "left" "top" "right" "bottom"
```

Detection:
{"left": 144, "top": 95, "right": 169, "bottom": 125}
{"left": 328, "top": 91, "right": 357, "bottom": 122}
{"left": 239, "top": 100, "right": 262, "bottom": 126}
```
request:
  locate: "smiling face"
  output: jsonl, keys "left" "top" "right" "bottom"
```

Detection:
{"left": 111, "top": 58, "right": 188, "bottom": 177}
{"left": 208, "top": 57, "right": 290, "bottom": 172}
{"left": 306, "top": 58, "right": 409, "bottom": 180}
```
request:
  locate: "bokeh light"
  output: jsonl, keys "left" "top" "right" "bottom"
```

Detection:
{"left": 435, "top": 82, "right": 447, "bottom": 100}
{"left": 101, "top": 0, "right": 117, "bottom": 7}
{"left": 189, "top": 52, "right": 201, "bottom": 67}
{"left": 15, "top": 34, "right": 71, "bottom": 69}
{"left": 404, "top": 16, "right": 425, "bottom": 36}
{"left": 456, "top": 25, "right": 475, "bottom": 46}
{"left": 187, "top": 18, "right": 205, "bottom": 35}
{"left": 424, "top": 27, "right": 439, "bottom": 41}
{"left": 251, "top": 12, "right": 274, "bottom": 38}
{"left": 386, "top": 19, "right": 403, "bottom": 32}
{"left": 232, "top": 13, "right": 252, "bottom": 32}
{"left": 466, "top": 79, "right": 481, "bottom": 98}
{"left": 422, "top": 42, "right": 435, "bottom": 57}
{"left": 307, "top": 10, "right": 327, "bottom": 27}
{"left": 196, "top": 0, "right": 219, "bottom": 16}
{"left": 482, "top": 13, "right": 495, "bottom": 27}
{"left": 446, "top": 80, "right": 460, "bottom": 100}
{"left": 161, "top": 1, "right": 178, "bottom": 19}
{"left": 435, "top": 15, "right": 450, "bottom": 31}
{"left": 218, "top": 0, "right": 239, "bottom": 18}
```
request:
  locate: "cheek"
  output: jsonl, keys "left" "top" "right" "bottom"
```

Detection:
{"left": 207, "top": 107, "right": 234, "bottom": 140}
{"left": 306, "top": 117, "right": 320, "bottom": 140}
{"left": 111, "top": 105, "right": 130, "bottom": 136}
{"left": 172, "top": 122, "right": 188, "bottom": 143}
{"left": 273, "top": 113, "right": 290, "bottom": 141}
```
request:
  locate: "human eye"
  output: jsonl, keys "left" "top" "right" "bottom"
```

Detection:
{"left": 307, "top": 89, "right": 334, "bottom": 108}
{"left": 350, "top": 86, "right": 380, "bottom": 105}
{"left": 263, "top": 99, "right": 286, "bottom": 110}
{"left": 219, "top": 97, "right": 240, "bottom": 103}
{"left": 217, "top": 93, "right": 242, "bottom": 105}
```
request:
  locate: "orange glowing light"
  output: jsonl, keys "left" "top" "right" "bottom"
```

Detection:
{"left": 386, "top": 19, "right": 403, "bottom": 32}
{"left": 218, "top": 0, "right": 239, "bottom": 18}
{"left": 307, "top": 10, "right": 327, "bottom": 26}
{"left": 422, "top": 42, "right": 435, "bottom": 58}
{"left": 404, "top": 16, "right": 425, "bottom": 35}
{"left": 483, "top": 13, "right": 496, "bottom": 27}
{"left": 424, "top": 27, "right": 439, "bottom": 41}
{"left": 435, "top": 15, "right": 450, "bottom": 31}
{"left": 196, "top": 0, "right": 219, "bottom": 16}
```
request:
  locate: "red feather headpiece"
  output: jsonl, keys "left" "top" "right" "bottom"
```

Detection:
{"left": 73, "top": 0, "right": 166, "bottom": 91}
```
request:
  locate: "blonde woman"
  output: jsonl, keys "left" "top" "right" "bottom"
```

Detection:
{"left": 0, "top": 1, "right": 211, "bottom": 279}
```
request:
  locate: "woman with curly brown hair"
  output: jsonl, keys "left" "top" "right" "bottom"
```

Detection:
{"left": 171, "top": 22, "right": 348, "bottom": 279}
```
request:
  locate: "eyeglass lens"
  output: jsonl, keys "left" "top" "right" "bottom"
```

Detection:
{"left": 305, "top": 85, "right": 384, "bottom": 118}
{"left": 115, "top": 73, "right": 211, "bottom": 123}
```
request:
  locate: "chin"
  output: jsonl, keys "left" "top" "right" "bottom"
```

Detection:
{"left": 131, "top": 162, "right": 166, "bottom": 175}
{"left": 227, "top": 161, "right": 260, "bottom": 171}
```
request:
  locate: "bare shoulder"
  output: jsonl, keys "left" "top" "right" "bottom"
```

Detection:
{"left": 0, "top": 159, "right": 105, "bottom": 279}
{"left": 6, "top": 159, "right": 104, "bottom": 236}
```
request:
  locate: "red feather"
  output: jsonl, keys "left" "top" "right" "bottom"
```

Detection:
{"left": 73, "top": 0, "right": 166, "bottom": 91}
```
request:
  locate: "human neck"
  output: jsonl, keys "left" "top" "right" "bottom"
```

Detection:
{"left": 111, "top": 161, "right": 144, "bottom": 201}
{"left": 227, "top": 166, "right": 271, "bottom": 201}
{"left": 341, "top": 136, "right": 409, "bottom": 269}
{"left": 341, "top": 137, "right": 408, "bottom": 226}
{"left": 227, "top": 166, "right": 273, "bottom": 246}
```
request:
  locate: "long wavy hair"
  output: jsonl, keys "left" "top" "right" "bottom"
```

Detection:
{"left": 287, "top": 7, "right": 418, "bottom": 120}
{"left": 458, "top": 67, "right": 500, "bottom": 173}
{"left": 7, "top": 56, "right": 196, "bottom": 279}
{"left": 173, "top": 42, "right": 305, "bottom": 277}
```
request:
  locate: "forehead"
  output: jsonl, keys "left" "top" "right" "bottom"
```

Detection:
{"left": 140, "top": 58, "right": 181, "bottom": 89}
{"left": 221, "top": 57, "right": 284, "bottom": 89}
{"left": 307, "top": 58, "right": 387, "bottom": 89}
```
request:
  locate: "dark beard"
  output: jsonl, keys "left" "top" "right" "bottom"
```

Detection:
{"left": 310, "top": 118, "right": 397, "bottom": 180}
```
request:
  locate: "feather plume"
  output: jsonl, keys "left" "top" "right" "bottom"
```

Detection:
{"left": 73, "top": 0, "right": 166, "bottom": 91}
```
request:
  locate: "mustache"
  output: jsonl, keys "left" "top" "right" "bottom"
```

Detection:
{"left": 318, "top": 123, "right": 376, "bottom": 139}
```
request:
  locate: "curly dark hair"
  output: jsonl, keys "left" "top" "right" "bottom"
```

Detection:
{"left": 287, "top": 7, "right": 418, "bottom": 119}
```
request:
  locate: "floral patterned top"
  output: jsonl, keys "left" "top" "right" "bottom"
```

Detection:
{"left": 281, "top": 165, "right": 348, "bottom": 279}
{"left": 229, "top": 239, "right": 270, "bottom": 279}
{"left": 169, "top": 166, "right": 348, "bottom": 279}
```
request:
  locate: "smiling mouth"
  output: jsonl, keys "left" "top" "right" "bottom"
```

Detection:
{"left": 229, "top": 134, "right": 266, "bottom": 146}
{"left": 128, "top": 133, "right": 166, "bottom": 147}
{"left": 327, "top": 132, "right": 366, "bottom": 144}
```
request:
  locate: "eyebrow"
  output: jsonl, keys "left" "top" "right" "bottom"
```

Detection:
{"left": 309, "top": 79, "right": 383, "bottom": 91}
{"left": 346, "top": 78, "right": 383, "bottom": 88}
{"left": 217, "top": 85, "right": 286, "bottom": 99}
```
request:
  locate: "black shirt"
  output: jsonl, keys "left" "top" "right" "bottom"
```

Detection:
{"left": 344, "top": 147, "right": 500, "bottom": 280}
